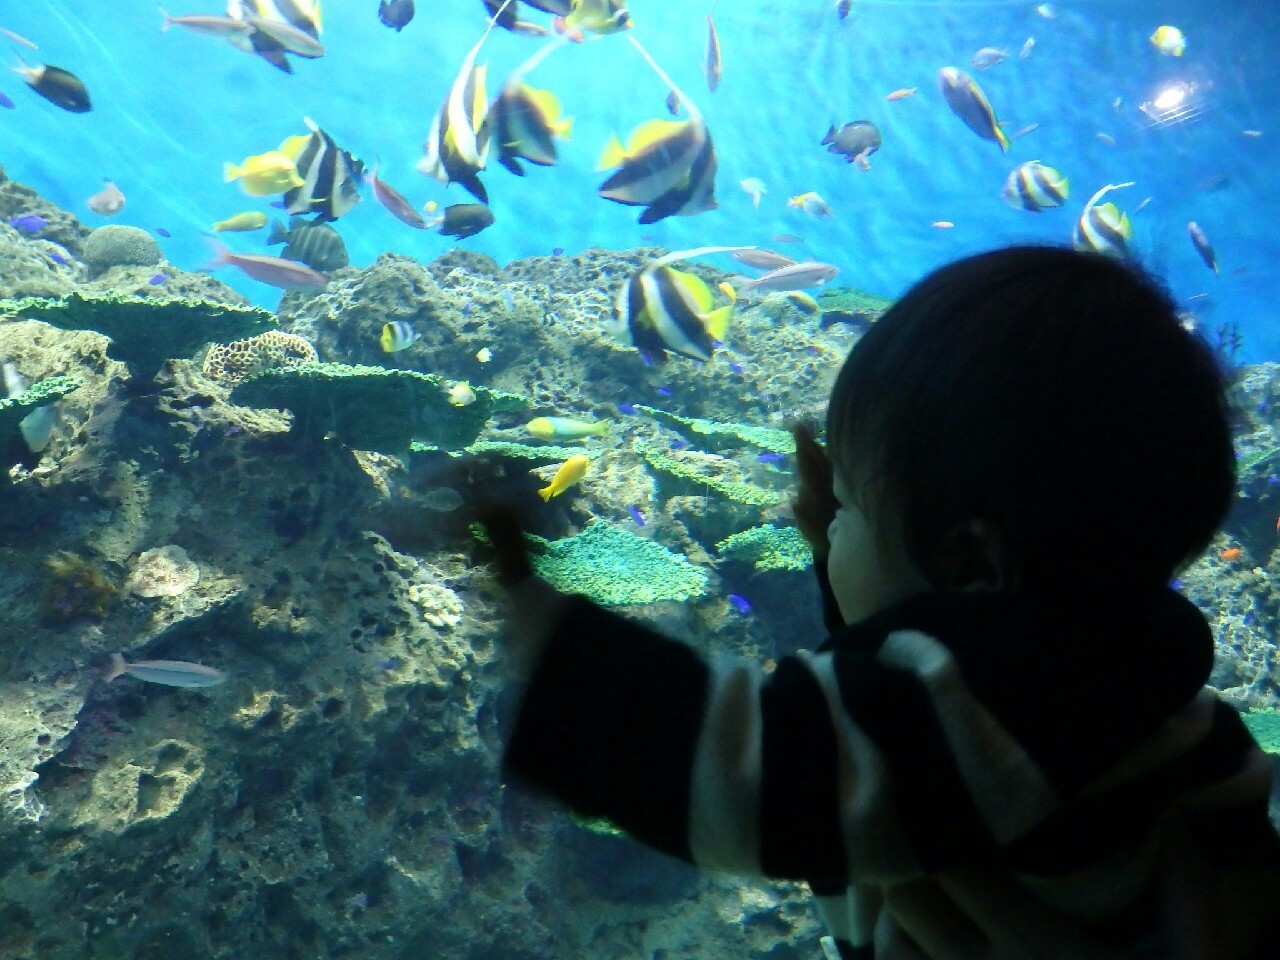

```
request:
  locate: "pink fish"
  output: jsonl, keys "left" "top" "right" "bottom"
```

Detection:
{"left": 86, "top": 179, "right": 125, "bottom": 216}
{"left": 366, "top": 166, "right": 425, "bottom": 228}
{"left": 206, "top": 240, "right": 328, "bottom": 289}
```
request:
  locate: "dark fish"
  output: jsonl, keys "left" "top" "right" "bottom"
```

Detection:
{"left": 727, "top": 593, "right": 751, "bottom": 614}
{"left": 266, "top": 217, "right": 350, "bottom": 272}
{"left": 281, "top": 118, "right": 364, "bottom": 222}
{"left": 1187, "top": 221, "right": 1218, "bottom": 274}
{"left": 822, "top": 120, "right": 881, "bottom": 168}
{"left": 156, "top": 227, "right": 171, "bottom": 237}
{"left": 490, "top": 81, "right": 572, "bottom": 175}
{"left": 13, "top": 61, "right": 91, "bottom": 113}
{"left": 430, "top": 203, "right": 495, "bottom": 240}
{"left": 8, "top": 214, "right": 47, "bottom": 233}
{"left": 378, "top": 0, "right": 415, "bottom": 30}
{"left": 523, "top": 0, "right": 571, "bottom": 13}
{"left": 836, "top": 0, "right": 853, "bottom": 19}
{"left": 628, "top": 505, "right": 646, "bottom": 525}
{"left": 417, "top": 37, "right": 491, "bottom": 203}
{"left": 938, "top": 66, "right": 1008, "bottom": 151}
{"left": 0, "top": 90, "right": 13, "bottom": 109}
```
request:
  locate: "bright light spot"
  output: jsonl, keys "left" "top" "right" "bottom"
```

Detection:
{"left": 1152, "top": 84, "right": 1188, "bottom": 111}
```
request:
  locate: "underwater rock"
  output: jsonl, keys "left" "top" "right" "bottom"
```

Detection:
{"left": 0, "top": 372, "right": 81, "bottom": 454}
{"left": 81, "top": 224, "right": 162, "bottom": 275}
{"left": 125, "top": 544, "right": 201, "bottom": 598}
{"left": 0, "top": 170, "right": 91, "bottom": 257}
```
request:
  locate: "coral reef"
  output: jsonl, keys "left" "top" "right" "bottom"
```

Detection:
{"left": 1243, "top": 709, "right": 1280, "bottom": 754}
{"left": 124, "top": 544, "right": 202, "bottom": 598}
{"left": 39, "top": 551, "right": 119, "bottom": 624}
{"left": 80, "top": 224, "right": 163, "bottom": 276}
{"left": 717, "top": 524, "right": 813, "bottom": 572}
{"left": 0, "top": 373, "right": 81, "bottom": 449}
{"left": 634, "top": 404, "right": 796, "bottom": 454}
{"left": 203, "top": 330, "right": 320, "bottom": 383}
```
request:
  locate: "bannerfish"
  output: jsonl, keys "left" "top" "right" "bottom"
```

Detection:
{"left": 418, "top": 25, "right": 493, "bottom": 203}
{"left": 224, "top": 148, "right": 304, "bottom": 196}
{"left": 554, "top": 0, "right": 631, "bottom": 41}
{"left": 266, "top": 217, "right": 349, "bottom": 272}
{"left": 788, "top": 191, "right": 832, "bottom": 219}
{"left": 704, "top": 5, "right": 722, "bottom": 93}
{"left": 526, "top": 417, "right": 609, "bottom": 440}
{"left": 159, "top": 7, "right": 252, "bottom": 37}
{"left": 225, "top": 0, "right": 323, "bottom": 71}
{"left": 1187, "top": 222, "right": 1218, "bottom": 274}
{"left": 2, "top": 362, "right": 60, "bottom": 452}
{"left": 366, "top": 166, "right": 425, "bottom": 228}
{"left": 279, "top": 117, "right": 364, "bottom": 222}
{"left": 12, "top": 60, "right": 91, "bottom": 112}
{"left": 213, "top": 210, "right": 269, "bottom": 232}
{"left": 482, "top": 0, "right": 547, "bottom": 36}
{"left": 426, "top": 202, "right": 495, "bottom": 240}
{"left": 381, "top": 320, "right": 420, "bottom": 352}
{"left": 1072, "top": 182, "right": 1134, "bottom": 258}
{"left": 731, "top": 261, "right": 839, "bottom": 297}
{"left": 207, "top": 240, "right": 329, "bottom": 289}
{"left": 378, "top": 0, "right": 415, "bottom": 31}
{"left": 608, "top": 246, "right": 744, "bottom": 363}
{"left": 938, "top": 66, "right": 1008, "bottom": 151}
{"left": 490, "top": 82, "right": 573, "bottom": 175}
{"left": 821, "top": 120, "right": 881, "bottom": 170}
{"left": 739, "top": 177, "right": 766, "bottom": 208}
{"left": 597, "top": 117, "right": 718, "bottom": 225}
{"left": 86, "top": 179, "right": 126, "bottom": 216}
{"left": 1001, "top": 161, "right": 1068, "bottom": 212}
{"left": 105, "top": 652, "right": 227, "bottom": 688}
{"left": 538, "top": 454, "right": 590, "bottom": 501}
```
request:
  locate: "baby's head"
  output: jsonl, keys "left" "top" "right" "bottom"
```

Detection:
{"left": 823, "top": 245, "right": 1234, "bottom": 621}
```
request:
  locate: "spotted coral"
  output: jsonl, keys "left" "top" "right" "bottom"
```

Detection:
{"left": 203, "top": 331, "right": 319, "bottom": 384}
{"left": 125, "top": 545, "right": 201, "bottom": 598}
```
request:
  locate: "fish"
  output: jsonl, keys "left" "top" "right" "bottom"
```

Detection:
{"left": 224, "top": 148, "right": 304, "bottom": 196}
{"left": 787, "top": 192, "right": 832, "bottom": 219}
{"left": 1243, "top": 129, "right": 1263, "bottom": 137}
{"left": 381, "top": 320, "right": 420, "bottom": 353}
{"left": 772, "top": 233, "right": 803, "bottom": 244}
{"left": 159, "top": 8, "right": 252, "bottom": 37}
{"left": 1, "top": 27, "right": 38, "bottom": 49}
{"left": 447, "top": 381, "right": 477, "bottom": 406}
{"left": 628, "top": 505, "right": 646, "bottom": 525}
{"left": 597, "top": 117, "right": 717, "bottom": 224}
{"left": 1187, "top": 222, "right": 1218, "bottom": 274}
{"left": 1010, "top": 122, "right": 1040, "bottom": 140}
{"left": 784, "top": 291, "right": 820, "bottom": 315}
{"left": 938, "top": 67, "right": 1007, "bottom": 151}
{"left": 378, "top": 0, "right": 415, "bottom": 30}
{"left": 1001, "top": 161, "right": 1068, "bottom": 212}
{"left": 212, "top": 210, "right": 269, "bottom": 232}
{"left": 279, "top": 117, "right": 364, "bottom": 222}
{"left": 1072, "top": 182, "right": 1134, "bottom": 258}
{"left": 156, "top": 227, "right": 172, "bottom": 237}
{"left": 1219, "top": 547, "right": 1242, "bottom": 562}
{"left": 821, "top": 120, "right": 881, "bottom": 170}
{"left": 1134, "top": 196, "right": 1153, "bottom": 213}
{"left": 524, "top": 0, "right": 572, "bottom": 13}
{"left": 0, "top": 90, "right": 12, "bottom": 109}
{"left": 225, "top": 0, "right": 323, "bottom": 71}
{"left": 1095, "top": 132, "right": 1116, "bottom": 147}
{"left": 490, "top": 82, "right": 573, "bottom": 175}
{"left": 727, "top": 593, "right": 751, "bottom": 614}
{"left": 242, "top": 12, "right": 325, "bottom": 57}
{"left": 86, "top": 179, "right": 126, "bottom": 216}
{"left": 665, "top": 89, "right": 681, "bottom": 115}
{"left": 704, "top": 6, "right": 722, "bottom": 93}
{"left": 538, "top": 454, "right": 590, "bottom": 501}
{"left": 970, "top": 47, "right": 1007, "bottom": 70}
{"left": 266, "top": 217, "right": 349, "bottom": 272}
{"left": 732, "top": 261, "right": 839, "bottom": 297}
{"left": 207, "top": 239, "right": 329, "bottom": 289}
{"left": 732, "top": 249, "right": 796, "bottom": 271}
{"left": 525, "top": 417, "right": 609, "bottom": 440}
{"left": 426, "top": 202, "right": 495, "bottom": 240}
{"left": 105, "top": 652, "right": 227, "bottom": 688}
{"left": 739, "top": 177, "right": 766, "bottom": 208}
{"left": 148, "top": 273, "right": 167, "bottom": 285}
{"left": 12, "top": 60, "right": 91, "bottom": 113}
{"left": 1150, "top": 25, "right": 1186, "bottom": 56}
{"left": 836, "top": 0, "right": 853, "bottom": 20}
{"left": 1034, "top": 3, "right": 1055, "bottom": 18}
{"left": 607, "top": 246, "right": 744, "bottom": 363}
{"left": 554, "top": 0, "right": 631, "bottom": 41}
{"left": 932, "top": 221, "right": 954, "bottom": 228}
{"left": 2, "top": 362, "right": 59, "bottom": 452}
{"left": 476, "top": 346, "right": 493, "bottom": 362}
{"left": 423, "top": 487, "right": 464, "bottom": 512}
{"left": 1019, "top": 37, "right": 1035, "bottom": 59}
{"left": 417, "top": 27, "right": 492, "bottom": 204}
{"left": 886, "top": 87, "right": 917, "bottom": 101}
{"left": 8, "top": 214, "right": 46, "bottom": 233}
{"left": 366, "top": 166, "right": 425, "bottom": 228}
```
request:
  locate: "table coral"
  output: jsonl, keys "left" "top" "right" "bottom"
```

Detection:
{"left": 633, "top": 404, "right": 796, "bottom": 454}
{"left": 0, "top": 373, "right": 81, "bottom": 447}
{"left": 717, "top": 524, "right": 813, "bottom": 572}
{"left": 637, "top": 440, "right": 782, "bottom": 507}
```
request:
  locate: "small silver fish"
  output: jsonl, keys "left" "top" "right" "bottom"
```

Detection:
{"left": 1187, "top": 221, "right": 1218, "bottom": 274}
{"left": 733, "top": 261, "right": 839, "bottom": 296}
{"left": 970, "top": 47, "right": 1007, "bottom": 70}
{"left": 106, "top": 652, "right": 226, "bottom": 688}
{"left": 1019, "top": 37, "right": 1035, "bottom": 59}
{"left": 732, "top": 249, "right": 797, "bottom": 271}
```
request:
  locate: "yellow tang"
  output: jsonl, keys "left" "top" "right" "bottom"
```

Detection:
{"left": 223, "top": 148, "right": 304, "bottom": 196}
{"left": 212, "top": 211, "right": 269, "bottom": 232}
{"left": 538, "top": 454, "right": 590, "bottom": 501}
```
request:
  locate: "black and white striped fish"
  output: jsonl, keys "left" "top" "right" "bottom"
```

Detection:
{"left": 1072, "top": 181, "right": 1134, "bottom": 258}
{"left": 280, "top": 117, "right": 364, "bottom": 222}
{"left": 608, "top": 246, "right": 743, "bottom": 362}
{"left": 1001, "top": 160, "right": 1069, "bottom": 212}
{"left": 225, "top": 0, "right": 322, "bottom": 72}
{"left": 418, "top": 36, "right": 492, "bottom": 203}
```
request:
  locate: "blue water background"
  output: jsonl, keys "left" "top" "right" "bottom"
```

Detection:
{"left": 4, "top": 0, "right": 1277, "bottom": 358}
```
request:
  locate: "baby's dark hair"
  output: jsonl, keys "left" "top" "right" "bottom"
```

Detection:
{"left": 826, "top": 245, "right": 1235, "bottom": 589}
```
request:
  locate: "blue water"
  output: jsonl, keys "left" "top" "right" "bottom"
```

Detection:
{"left": 5, "top": 0, "right": 1278, "bottom": 357}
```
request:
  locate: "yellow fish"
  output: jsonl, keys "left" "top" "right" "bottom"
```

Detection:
{"left": 212, "top": 211, "right": 269, "bottom": 232}
{"left": 1150, "top": 25, "right": 1186, "bottom": 56}
{"left": 526, "top": 417, "right": 609, "bottom": 441}
{"left": 538, "top": 454, "right": 590, "bottom": 501}
{"left": 223, "top": 148, "right": 304, "bottom": 196}
{"left": 555, "top": 0, "right": 631, "bottom": 41}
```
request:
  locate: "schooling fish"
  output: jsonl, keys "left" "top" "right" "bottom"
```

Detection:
{"left": 12, "top": 59, "right": 91, "bottom": 113}
{"left": 732, "top": 249, "right": 796, "bottom": 271}
{"left": 538, "top": 454, "right": 590, "bottom": 501}
{"left": 280, "top": 117, "right": 364, "bottom": 222}
{"left": 1001, "top": 161, "right": 1068, "bottom": 212}
{"left": 731, "top": 261, "right": 839, "bottom": 297}
{"left": 426, "top": 202, "right": 495, "bottom": 239}
{"left": 224, "top": 148, "right": 304, "bottom": 196}
{"left": 208, "top": 240, "right": 329, "bottom": 289}
{"left": 105, "top": 652, "right": 227, "bottom": 688}
{"left": 266, "top": 217, "right": 349, "bottom": 272}
{"left": 366, "top": 166, "right": 425, "bottom": 228}
{"left": 378, "top": 0, "right": 415, "bottom": 31}
{"left": 1187, "top": 222, "right": 1218, "bottom": 274}
{"left": 822, "top": 120, "right": 881, "bottom": 170}
{"left": 86, "top": 179, "right": 126, "bottom": 216}
{"left": 490, "top": 82, "right": 573, "bottom": 175}
{"left": 526, "top": 416, "right": 609, "bottom": 440}
{"left": 1072, "top": 182, "right": 1134, "bottom": 258}
{"left": 938, "top": 66, "right": 1008, "bottom": 151}
{"left": 608, "top": 246, "right": 744, "bottom": 363}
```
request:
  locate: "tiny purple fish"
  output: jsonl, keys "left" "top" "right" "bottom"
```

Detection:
{"left": 9, "top": 214, "right": 47, "bottom": 234}
{"left": 48, "top": 251, "right": 67, "bottom": 264}
{"left": 655, "top": 387, "right": 671, "bottom": 397}
{"left": 729, "top": 362, "right": 745, "bottom": 374}
{"left": 670, "top": 438, "right": 689, "bottom": 450}
{"left": 269, "top": 200, "right": 287, "bottom": 209}
{"left": 156, "top": 227, "right": 171, "bottom": 238}
{"left": 462, "top": 302, "right": 473, "bottom": 315}
{"left": 148, "top": 273, "right": 167, "bottom": 285}
{"left": 0, "top": 90, "right": 14, "bottom": 110}
{"left": 727, "top": 594, "right": 751, "bottom": 615}
{"left": 617, "top": 402, "right": 636, "bottom": 415}
{"left": 551, "top": 246, "right": 564, "bottom": 256}
{"left": 628, "top": 505, "right": 646, "bottom": 526}
{"left": 757, "top": 452, "right": 787, "bottom": 464}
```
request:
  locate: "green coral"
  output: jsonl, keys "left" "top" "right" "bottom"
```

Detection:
{"left": 637, "top": 440, "right": 781, "bottom": 506}
{"left": 633, "top": 404, "right": 794, "bottom": 454}
{"left": 0, "top": 374, "right": 81, "bottom": 445}
{"left": 1242, "top": 709, "right": 1280, "bottom": 755}
{"left": 525, "top": 522, "right": 708, "bottom": 606}
{"left": 465, "top": 440, "right": 603, "bottom": 462}
{"left": 717, "top": 524, "right": 813, "bottom": 572}
{"left": 231, "top": 362, "right": 529, "bottom": 454}
{"left": 0, "top": 292, "right": 277, "bottom": 378}
{"left": 815, "top": 285, "right": 894, "bottom": 324}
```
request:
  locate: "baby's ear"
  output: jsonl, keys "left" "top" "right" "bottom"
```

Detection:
{"left": 932, "top": 519, "right": 1008, "bottom": 592}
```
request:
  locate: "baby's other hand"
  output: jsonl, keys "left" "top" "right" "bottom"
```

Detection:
{"left": 791, "top": 422, "right": 838, "bottom": 560}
